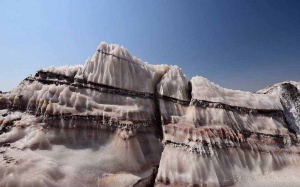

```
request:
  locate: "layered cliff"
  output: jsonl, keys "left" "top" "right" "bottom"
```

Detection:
{"left": 0, "top": 42, "right": 299, "bottom": 187}
{"left": 157, "top": 76, "right": 300, "bottom": 186}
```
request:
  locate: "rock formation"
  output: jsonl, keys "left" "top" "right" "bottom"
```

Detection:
{"left": 0, "top": 42, "right": 299, "bottom": 187}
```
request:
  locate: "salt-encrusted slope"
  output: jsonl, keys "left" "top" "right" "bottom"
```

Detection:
{"left": 157, "top": 66, "right": 190, "bottom": 124}
{"left": 156, "top": 76, "right": 300, "bottom": 187}
{"left": 84, "top": 42, "right": 169, "bottom": 93}
{"left": 191, "top": 76, "right": 282, "bottom": 110}
{"left": 0, "top": 41, "right": 299, "bottom": 187}
{"left": 0, "top": 42, "right": 165, "bottom": 187}
{"left": 0, "top": 42, "right": 169, "bottom": 125}
{"left": 257, "top": 81, "right": 300, "bottom": 134}
{"left": 157, "top": 66, "right": 190, "bottom": 101}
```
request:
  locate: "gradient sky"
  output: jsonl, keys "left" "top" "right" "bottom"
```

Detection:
{"left": 0, "top": 0, "right": 299, "bottom": 92}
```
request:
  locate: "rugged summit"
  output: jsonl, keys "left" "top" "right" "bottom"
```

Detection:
{"left": 0, "top": 42, "right": 300, "bottom": 187}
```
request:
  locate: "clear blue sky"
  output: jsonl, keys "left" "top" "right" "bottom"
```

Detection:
{"left": 0, "top": 0, "right": 299, "bottom": 92}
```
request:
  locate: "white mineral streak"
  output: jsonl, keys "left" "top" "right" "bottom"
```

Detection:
{"left": 191, "top": 76, "right": 282, "bottom": 110}
{"left": 156, "top": 71, "right": 300, "bottom": 186}
{"left": 2, "top": 78, "right": 156, "bottom": 120}
{"left": 0, "top": 113, "right": 161, "bottom": 186}
{"left": 84, "top": 42, "right": 169, "bottom": 93}
{"left": 157, "top": 66, "right": 190, "bottom": 124}
{"left": 41, "top": 65, "right": 84, "bottom": 77}
{"left": 256, "top": 80, "right": 300, "bottom": 94}
{"left": 256, "top": 81, "right": 300, "bottom": 134}
{"left": 157, "top": 66, "right": 190, "bottom": 101}
{"left": 183, "top": 106, "right": 287, "bottom": 133}
{"left": 157, "top": 145, "right": 300, "bottom": 187}
{"left": 0, "top": 42, "right": 299, "bottom": 187}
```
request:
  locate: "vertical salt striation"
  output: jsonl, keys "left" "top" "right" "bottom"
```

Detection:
{"left": 0, "top": 42, "right": 167, "bottom": 186}
{"left": 84, "top": 42, "right": 169, "bottom": 93}
{"left": 257, "top": 81, "right": 300, "bottom": 135}
{"left": 156, "top": 66, "right": 190, "bottom": 124}
{"left": 156, "top": 76, "right": 300, "bottom": 187}
{"left": 0, "top": 41, "right": 300, "bottom": 187}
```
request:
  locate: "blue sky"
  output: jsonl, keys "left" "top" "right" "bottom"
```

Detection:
{"left": 0, "top": 0, "right": 299, "bottom": 92}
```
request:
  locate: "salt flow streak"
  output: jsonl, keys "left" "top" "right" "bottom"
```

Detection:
{"left": 0, "top": 42, "right": 300, "bottom": 187}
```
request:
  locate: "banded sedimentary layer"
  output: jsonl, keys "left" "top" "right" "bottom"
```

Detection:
{"left": 0, "top": 42, "right": 299, "bottom": 187}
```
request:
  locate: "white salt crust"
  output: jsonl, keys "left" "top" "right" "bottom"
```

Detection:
{"left": 0, "top": 42, "right": 299, "bottom": 187}
{"left": 191, "top": 76, "right": 282, "bottom": 110}
{"left": 157, "top": 65, "right": 190, "bottom": 101}
{"left": 0, "top": 113, "right": 162, "bottom": 187}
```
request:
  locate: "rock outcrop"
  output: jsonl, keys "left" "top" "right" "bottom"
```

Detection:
{"left": 0, "top": 42, "right": 299, "bottom": 187}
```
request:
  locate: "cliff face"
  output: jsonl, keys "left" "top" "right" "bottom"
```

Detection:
{"left": 0, "top": 42, "right": 299, "bottom": 187}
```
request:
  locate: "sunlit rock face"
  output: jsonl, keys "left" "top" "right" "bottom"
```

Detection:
{"left": 0, "top": 42, "right": 165, "bottom": 187}
{"left": 257, "top": 81, "right": 300, "bottom": 135}
{"left": 156, "top": 76, "right": 300, "bottom": 187}
{"left": 0, "top": 42, "right": 300, "bottom": 187}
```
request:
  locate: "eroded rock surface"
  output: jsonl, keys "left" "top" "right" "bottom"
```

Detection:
{"left": 0, "top": 42, "right": 299, "bottom": 187}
